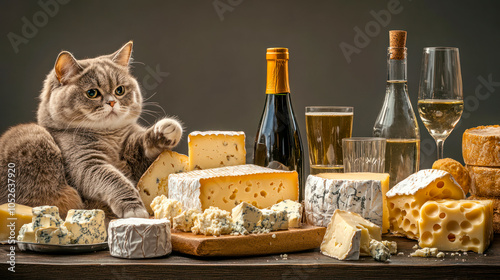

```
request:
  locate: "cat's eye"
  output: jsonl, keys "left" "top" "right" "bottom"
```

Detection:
{"left": 86, "top": 89, "right": 100, "bottom": 99}
{"left": 115, "top": 86, "right": 125, "bottom": 96}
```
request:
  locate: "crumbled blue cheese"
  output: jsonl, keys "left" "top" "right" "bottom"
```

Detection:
{"left": 150, "top": 195, "right": 183, "bottom": 223}
{"left": 192, "top": 207, "right": 233, "bottom": 236}
{"left": 17, "top": 223, "right": 35, "bottom": 242}
{"left": 369, "top": 240, "right": 391, "bottom": 262}
{"left": 173, "top": 209, "right": 201, "bottom": 232}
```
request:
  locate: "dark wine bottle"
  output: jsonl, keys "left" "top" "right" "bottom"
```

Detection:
{"left": 253, "top": 48, "right": 304, "bottom": 200}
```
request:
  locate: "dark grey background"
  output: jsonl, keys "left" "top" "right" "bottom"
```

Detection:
{"left": 1, "top": 0, "right": 499, "bottom": 172}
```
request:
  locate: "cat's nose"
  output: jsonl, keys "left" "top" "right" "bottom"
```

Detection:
{"left": 107, "top": 101, "right": 116, "bottom": 107}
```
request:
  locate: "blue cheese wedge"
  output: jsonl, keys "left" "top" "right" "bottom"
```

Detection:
{"left": 35, "top": 226, "right": 71, "bottom": 245}
{"left": 17, "top": 223, "right": 36, "bottom": 242}
{"left": 150, "top": 195, "right": 183, "bottom": 223}
{"left": 137, "top": 150, "right": 189, "bottom": 215}
{"left": 32, "top": 215, "right": 61, "bottom": 229}
{"left": 63, "top": 209, "right": 106, "bottom": 244}
{"left": 173, "top": 209, "right": 201, "bottom": 232}
{"left": 232, "top": 202, "right": 262, "bottom": 235}
{"left": 192, "top": 206, "right": 233, "bottom": 236}
{"left": 32, "top": 206, "right": 61, "bottom": 219}
{"left": 270, "top": 200, "right": 302, "bottom": 228}
{"left": 259, "top": 209, "right": 288, "bottom": 232}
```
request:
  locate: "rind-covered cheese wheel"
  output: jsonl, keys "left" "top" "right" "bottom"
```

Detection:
{"left": 463, "top": 125, "right": 500, "bottom": 166}
{"left": 467, "top": 165, "right": 500, "bottom": 197}
{"left": 469, "top": 195, "right": 500, "bottom": 234}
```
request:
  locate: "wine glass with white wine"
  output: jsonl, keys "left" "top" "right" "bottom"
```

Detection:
{"left": 418, "top": 47, "right": 464, "bottom": 159}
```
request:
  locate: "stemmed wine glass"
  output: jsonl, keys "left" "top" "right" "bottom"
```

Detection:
{"left": 418, "top": 47, "right": 464, "bottom": 159}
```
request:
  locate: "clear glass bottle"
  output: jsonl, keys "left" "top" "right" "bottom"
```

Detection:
{"left": 373, "top": 31, "right": 420, "bottom": 189}
{"left": 253, "top": 48, "right": 304, "bottom": 200}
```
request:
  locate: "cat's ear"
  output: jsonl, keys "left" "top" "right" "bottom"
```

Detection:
{"left": 54, "top": 51, "right": 83, "bottom": 84}
{"left": 111, "top": 41, "right": 133, "bottom": 67}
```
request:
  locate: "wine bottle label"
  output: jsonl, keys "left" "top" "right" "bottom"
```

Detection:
{"left": 266, "top": 48, "right": 290, "bottom": 94}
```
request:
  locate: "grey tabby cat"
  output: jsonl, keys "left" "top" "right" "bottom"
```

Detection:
{"left": 0, "top": 42, "right": 182, "bottom": 219}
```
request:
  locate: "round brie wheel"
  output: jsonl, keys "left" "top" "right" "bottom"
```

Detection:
{"left": 108, "top": 218, "right": 171, "bottom": 259}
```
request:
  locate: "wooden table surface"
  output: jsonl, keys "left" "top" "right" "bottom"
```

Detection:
{"left": 1, "top": 235, "right": 499, "bottom": 279}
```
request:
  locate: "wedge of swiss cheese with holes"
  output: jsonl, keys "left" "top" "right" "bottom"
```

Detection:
{"left": 168, "top": 164, "right": 298, "bottom": 212}
{"left": 419, "top": 199, "right": 493, "bottom": 253}
{"left": 386, "top": 169, "right": 465, "bottom": 239}
{"left": 469, "top": 195, "right": 500, "bottom": 234}
{"left": 137, "top": 150, "right": 189, "bottom": 215}
{"left": 188, "top": 131, "right": 246, "bottom": 170}
{"left": 463, "top": 125, "right": 500, "bottom": 167}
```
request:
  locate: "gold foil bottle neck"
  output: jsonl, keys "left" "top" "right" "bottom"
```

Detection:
{"left": 266, "top": 47, "right": 290, "bottom": 94}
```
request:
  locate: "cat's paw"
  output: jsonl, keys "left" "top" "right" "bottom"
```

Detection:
{"left": 122, "top": 205, "right": 149, "bottom": 219}
{"left": 145, "top": 118, "right": 182, "bottom": 157}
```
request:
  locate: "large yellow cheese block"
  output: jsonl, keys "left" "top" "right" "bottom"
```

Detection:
{"left": 137, "top": 150, "right": 189, "bottom": 215}
{"left": 467, "top": 165, "right": 500, "bottom": 197}
{"left": 463, "top": 125, "right": 500, "bottom": 166}
{"left": 0, "top": 203, "right": 33, "bottom": 242}
{"left": 469, "top": 195, "right": 500, "bottom": 234}
{"left": 419, "top": 199, "right": 493, "bottom": 254}
{"left": 188, "top": 131, "right": 246, "bottom": 170}
{"left": 168, "top": 164, "right": 298, "bottom": 212}
{"left": 386, "top": 169, "right": 465, "bottom": 239}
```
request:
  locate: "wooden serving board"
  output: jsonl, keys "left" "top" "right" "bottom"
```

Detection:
{"left": 171, "top": 225, "right": 326, "bottom": 257}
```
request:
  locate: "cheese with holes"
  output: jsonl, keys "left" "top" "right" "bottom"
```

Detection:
{"left": 63, "top": 209, "right": 106, "bottom": 244}
{"left": 137, "top": 150, "right": 189, "bottom": 215}
{"left": 270, "top": 200, "right": 302, "bottom": 228}
{"left": 150, "top": 195, "right": 183, "bottom": 223}
{"left": 232, "top": 202, "right": 262, "bottom": 235}
{"left": 305, "top": 173, "right": 390, "bottom": 232}
{"left": 191, "top": 206, "right": 233, "bottom": 236}
{"left": 188, "top": 131, "right": 246, "bottom": 170}
{"left": 419, "top": 199, "right": 493, "bottom": 254}
{"left": 173, "top": 209, "right": 201, "bottom": 232}
{"left": 35, "top": 226, "right": 71, "bottom": 245}
{"left": 469, "top": 195, "right": 500, "bottom": 233}
{"left": 467, "top": 165, "right": 500, "bottom": 197}
{"left": 260, "top": 209, "right": 288, "bottom": 232}
{"left": 168, "top": 164, "right": 299, "bottom": 212}
{"left": 320, "top": 210, "right": 381, "bottom": 260}
{"left": 386, "top": 169, "right": 465, "bottom": 239}
{"left": 463, "top": 125, "right": 500, "bottom": 166}
{"left": 108, "top": 218, "right": 172, "bottom": 259}
{"left": 0, "top": 203, "right": 33, "bottom": 242}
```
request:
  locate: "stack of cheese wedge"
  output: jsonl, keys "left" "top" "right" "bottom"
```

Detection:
{"left": 463, "top": 125, "right": 500, "bottom": 234}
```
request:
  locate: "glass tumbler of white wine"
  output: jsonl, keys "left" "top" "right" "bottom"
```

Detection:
{"left": 305, "top": 106, "right": 353, "bottom": 175}
{"left": 418, "top": 47, "right": 464, "bottom": 159}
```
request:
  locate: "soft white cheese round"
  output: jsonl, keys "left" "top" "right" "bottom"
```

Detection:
{"left": 108, "top": 218, "right": 171, "bottom": 259}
